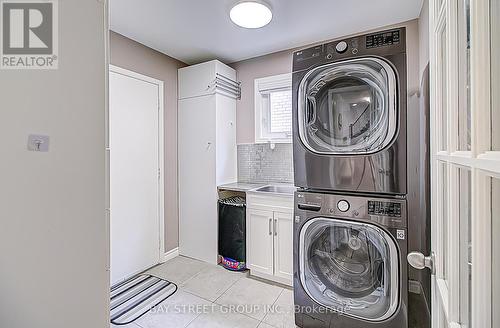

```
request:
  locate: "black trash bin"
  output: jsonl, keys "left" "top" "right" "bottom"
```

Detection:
{"left": 218, "top": 196, "right": 246, "bottom": 271}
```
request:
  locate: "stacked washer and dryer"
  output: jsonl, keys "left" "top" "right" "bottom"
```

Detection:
{"left": 292, "top": 27, "right": 423, "bottom": 328}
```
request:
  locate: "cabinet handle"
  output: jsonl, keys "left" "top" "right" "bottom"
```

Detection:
{"left": 269, "top": 218, "right": 272, "bottom": 235}
{"left": 274, "top": 218, "right": 278, "bottom": 236}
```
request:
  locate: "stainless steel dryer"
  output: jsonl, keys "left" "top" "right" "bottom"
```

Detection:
{"left": 292, "top": 28, "right": 407, "bottom": 195}
{"left": 293, "top": 191, "right": 408, "bottom": 328}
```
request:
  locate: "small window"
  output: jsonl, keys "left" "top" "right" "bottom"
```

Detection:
{"left": 254, "top": 73, "right": 292, "bottom": 143}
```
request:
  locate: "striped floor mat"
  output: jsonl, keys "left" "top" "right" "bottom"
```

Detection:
{"left": 110, "top": 274, "right": 177, "bottom": 326}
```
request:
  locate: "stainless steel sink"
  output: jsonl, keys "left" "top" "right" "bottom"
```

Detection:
{"left": 253, "top": 185, "right": 297, "bottom": 195}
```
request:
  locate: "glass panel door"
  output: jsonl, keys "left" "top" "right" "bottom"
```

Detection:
{"left": 299, "top": 218, "right": 398, "bottom": 321}
{"left": 430, "top": 1, "right": 500, "bottom": 327}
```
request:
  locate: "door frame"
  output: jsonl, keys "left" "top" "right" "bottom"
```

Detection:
{"left": 108, "top": 64, "right": 165, "bottom": 265}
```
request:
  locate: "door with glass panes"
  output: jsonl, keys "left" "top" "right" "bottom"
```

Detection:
{"left": 418, "top": 1, "right": 500, "bottom": 327}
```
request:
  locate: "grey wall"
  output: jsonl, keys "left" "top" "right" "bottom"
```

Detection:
{"left": 238, "top": 144, "right": 293, "bottom": 184}
{"left": 110, "top": 32, "right": 187, "bottom": 252}
{"left": 0, "top": 1, "right": 108, "bottom": 327}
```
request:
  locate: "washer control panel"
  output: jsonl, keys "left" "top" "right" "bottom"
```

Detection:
{"left": 337, "top": 200, "right": 350, "bottom": 212}
{"left": 295, "top": 191, "right": 407, "bottom": 229}
{"left": 368, "top": 201, "right": 402, "bottom": 217}
{"left": 366, "top": 30, "right": 401, "bottom": 48}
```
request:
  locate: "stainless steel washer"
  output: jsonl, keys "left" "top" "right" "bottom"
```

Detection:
{"left": 292, "top": 28, "right": 407, "bottom": 195}
{"left": 293, "top": 191, "right": 408, "bottom": 328}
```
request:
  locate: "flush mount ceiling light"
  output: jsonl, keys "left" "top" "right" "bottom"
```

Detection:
{"left": 230, "top": 1, "right": 273, "bottom": 29}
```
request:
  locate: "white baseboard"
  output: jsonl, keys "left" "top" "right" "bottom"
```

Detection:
{"left": 163, "top": 247, "right": 179, "bottom": 263}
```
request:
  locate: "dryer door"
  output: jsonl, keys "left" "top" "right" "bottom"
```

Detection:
{"left": 297, "top": 57, "right": 398, "bottom": 155}
{"left": 299, "top": 218, "right": 399, "bottom": 321}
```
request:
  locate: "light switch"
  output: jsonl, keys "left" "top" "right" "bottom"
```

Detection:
{"left": 27, "top": 134, "right": 50, "bottom": 152}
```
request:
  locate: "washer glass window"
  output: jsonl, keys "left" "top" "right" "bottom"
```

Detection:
{"left": 298, "top": 58, "right": 398, "bottom": 154}
{"left": 299, "top": 218, "right": 399, "bottom": 321}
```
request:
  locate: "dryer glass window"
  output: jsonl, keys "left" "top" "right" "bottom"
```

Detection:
{"left": 299, "top": 218, "right": 399, "bottom": 321}
{"left": 298, "top": 58, "right": 398, "bottom": 154}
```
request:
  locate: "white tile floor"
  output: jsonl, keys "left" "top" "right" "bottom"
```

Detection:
{"left": 112, "top": 256, "right": 297, "bottom": 328}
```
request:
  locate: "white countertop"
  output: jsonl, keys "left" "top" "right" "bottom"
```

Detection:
{"left": 217, "top": 182, "right": 267, "bottom": 192}
{"left": 218, "top": 182, "right": 296, "bottom": 195}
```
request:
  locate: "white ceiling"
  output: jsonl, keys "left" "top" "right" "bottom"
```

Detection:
{"left": 110, "top": 0, "right": 423, "bottom": 65}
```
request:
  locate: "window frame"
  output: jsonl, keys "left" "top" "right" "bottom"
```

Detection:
{"left": 254, "top": 73, "right": 293, "bottom": 144}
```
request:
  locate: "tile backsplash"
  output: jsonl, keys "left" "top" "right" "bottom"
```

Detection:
{"left": 237, "top": 143, "right": 294, "bottom": 184}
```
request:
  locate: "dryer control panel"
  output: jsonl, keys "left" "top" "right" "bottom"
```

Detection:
{"left": 292, "top": 27, "right": 405, "bottom": 73}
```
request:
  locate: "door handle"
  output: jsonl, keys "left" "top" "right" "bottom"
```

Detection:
{"left": 269, "top": 218, "right": 272, "bottom": 235}
{"left": 297, "top": 203, "right": 321, "bottom": 211}
{"left": 274, "top": 218, "right": 277, "bottom": 236}
{"left": 306, "top": 96, "right": 317, "bottom": 124}
{"left": 407, "top": 251, "right": 435, "bottom": 274}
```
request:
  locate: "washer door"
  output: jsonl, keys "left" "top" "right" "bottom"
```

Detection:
{"left": 299, "top": 218, "right": 399, "bottom": 321}
{"left": 297, "top": 57, "right": 398, "bottom": 155}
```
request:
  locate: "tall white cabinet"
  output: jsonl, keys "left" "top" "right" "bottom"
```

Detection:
{"left": 178, "top": 60, "right": 238, "bottom": 264}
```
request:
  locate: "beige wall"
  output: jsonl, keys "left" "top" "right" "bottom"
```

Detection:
{"left": 231, "top": 20, "right": 421, "bottom": 144}
{"left": 231, "top": 50, "right": 293, "bottom": 144}
{"left": 110, "top": 32, "right": 187, "bottom": 252}
{"left": 0, "top": 1, "right": 108, "bottom": 327}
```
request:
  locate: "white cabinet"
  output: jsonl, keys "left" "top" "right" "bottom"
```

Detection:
{"left": 247, "top": 209, "right": 274, "bottom": 276}
{"left": 178, "top": 60, "right": 237, "bottom": 264}
{"left": 273, "top": 211, "right": 294, "bottom": 282}
{"left": 178, "top": 60, "right": 237, "bottom": 99}
{"left": 246, "top": 192, "right": 294, "bottom": 286}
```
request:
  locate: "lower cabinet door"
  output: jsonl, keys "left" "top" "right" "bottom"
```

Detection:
{"left": 273, "top": 211, "right": 293, "bottom": 284}
{"left": 247, "top": 208, "right": 274, "bottom": 276}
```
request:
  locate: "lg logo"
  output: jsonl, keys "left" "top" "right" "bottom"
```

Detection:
{"left": 1, "top": 0, "right": 58, "bottom": 69}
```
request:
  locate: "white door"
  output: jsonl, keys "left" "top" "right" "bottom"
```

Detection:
{"left": 247, "top": 209, "right": 274, "bottom": 276}
{"left": 178, "top": 95, "right": 218, "bottom": 264}
{"left": 273, "top": 211, "right": 293, "bottom": 284}
{"left": 109, "top": 67, "right": 163, "bottom": 285}
{"left": 420, "top": 1, "right": 500, "bottom": 327}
